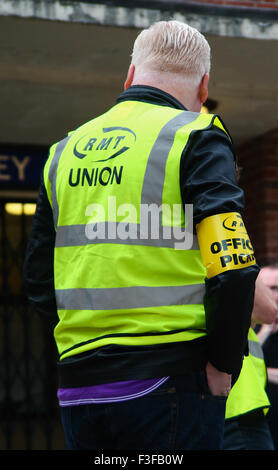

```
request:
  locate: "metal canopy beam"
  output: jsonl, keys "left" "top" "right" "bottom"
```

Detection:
{"left": 1, "top": 0, "right": 278, "bottom": 40}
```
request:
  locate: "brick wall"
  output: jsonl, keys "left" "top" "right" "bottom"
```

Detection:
{"left": 190, "top": 0, "right": 278, "bottom": 9}
{"left": 237, "top": 128, "right": 278, "bottom": 266}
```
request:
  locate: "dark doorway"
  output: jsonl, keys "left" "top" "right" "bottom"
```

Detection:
{"left": 0, "top": 198, "right": 65, "bottom": 449}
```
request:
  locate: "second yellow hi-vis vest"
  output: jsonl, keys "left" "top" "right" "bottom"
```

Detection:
{"left": 44, "top": 100, "right": 227, "bottom": 360}
{"left": 225, "top": 328, "right": 270, "bottom": 419}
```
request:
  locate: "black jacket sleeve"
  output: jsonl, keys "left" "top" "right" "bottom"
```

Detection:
{"left": 180, "top": 117, "right": 259, "bottom": 377}
{"left": 23, "top": 177, "right": 57, "bottom": 322}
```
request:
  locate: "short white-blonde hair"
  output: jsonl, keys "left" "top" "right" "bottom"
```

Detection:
{"left": 131, "top": 20, "right": 211, "bottom": 85}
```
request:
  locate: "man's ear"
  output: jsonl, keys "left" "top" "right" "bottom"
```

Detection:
{"left": 199, "top": 73, "right": 209, "bottom": 104}
{"left": 124, "top": 64, "right": 135, "bottom": 90}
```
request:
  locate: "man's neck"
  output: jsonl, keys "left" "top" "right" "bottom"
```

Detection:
{"left": 131, "top": 72, "right": 201, "bottom": 112}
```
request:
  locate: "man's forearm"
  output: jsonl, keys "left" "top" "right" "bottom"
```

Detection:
{"left": 204, "top": 265, "right": 259, "bottom": 376}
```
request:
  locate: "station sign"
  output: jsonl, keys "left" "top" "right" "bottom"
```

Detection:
{"left": 0, "top": 145, "right": 48, "bottom": 189}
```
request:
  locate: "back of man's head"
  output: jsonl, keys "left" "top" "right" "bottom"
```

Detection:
{"left": 131, "top": 21, "right": 211, "bottom": 87}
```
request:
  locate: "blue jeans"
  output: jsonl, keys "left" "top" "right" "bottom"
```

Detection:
{"left": 60, "top": 372, "right": 227, "bottom": 450}
{"left": 223, "top": 411, "right": 275, "bottom": 450}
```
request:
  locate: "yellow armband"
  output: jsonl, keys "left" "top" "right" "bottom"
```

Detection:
{"left": 196, "top": 212, "right": 256, "bottom": 279}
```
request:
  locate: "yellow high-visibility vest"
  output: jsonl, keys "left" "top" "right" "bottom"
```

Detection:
{"left": 226, "top": 328, "right": 270, "bottom": 419}
{"left": 43, "top": 100, "right": 228, "bottom": 361}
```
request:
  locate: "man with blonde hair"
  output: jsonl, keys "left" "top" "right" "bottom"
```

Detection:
{"left": 24, "top": 20, "right": 259, "bottom": 450}
{"left": 132, "top": 21, "right": 210, "bottom": 81}
{"left": 257, "top": 264, "right": 278, "bottom": 448}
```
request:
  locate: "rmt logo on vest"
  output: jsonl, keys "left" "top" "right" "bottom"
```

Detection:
{"left": 70, "top": 127, "right": 136, "bottom": 187}
{"left": 73, "top": 127, "right": 136, "bottom": 161}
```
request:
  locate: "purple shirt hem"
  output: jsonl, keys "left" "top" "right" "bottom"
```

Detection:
{"left": 58, "top": 377, "right": 170, "bottom": 407}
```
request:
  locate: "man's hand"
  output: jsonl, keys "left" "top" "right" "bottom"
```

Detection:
{"left": 205, "top": 361, "right": 231, "bottom": 397}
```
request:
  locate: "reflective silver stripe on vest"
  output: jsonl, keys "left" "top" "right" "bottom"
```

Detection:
{"left": 53, "top": 110, "right": 199, "bottom": 247}
{"left": 55, "top": 221, "right": 199, "bottom": 249}
{"left": 55, "top": 283, "right": 205, "bottom": 310}
{"left": 248, "top": 339, "right": 264, "bottom": 360}
{"left": 141, "top": 111, "right": 199, "bottom": 206}
{"left": 48, "top": 136, "right": 71, "bottom": 228}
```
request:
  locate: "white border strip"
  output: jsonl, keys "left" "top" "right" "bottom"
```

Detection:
{"left": 1, "top": 0, "right": 278, "bottom": 40}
